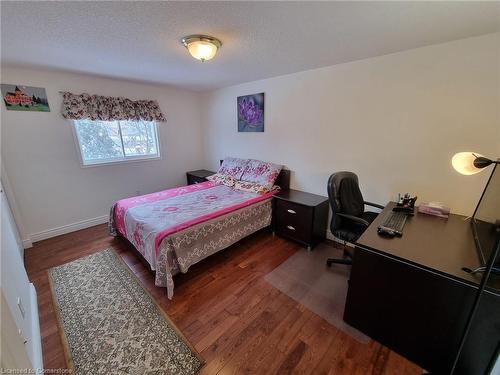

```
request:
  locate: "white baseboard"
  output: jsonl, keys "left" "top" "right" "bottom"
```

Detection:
{"left": 29, "top": 215, "right": 109, "bottom": 244}
{"left": 326, "top": 231, "right": 341, "bottom": 242}
{"left": 22, "top": 238, "right": 33, "bottom": 249}
{"left": 326, "top": 231, "right": 356, "bottom": 248}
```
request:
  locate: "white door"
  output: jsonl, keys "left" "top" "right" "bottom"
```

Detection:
{"left": 1, "top": 182, "right": 43, "bottom": 371}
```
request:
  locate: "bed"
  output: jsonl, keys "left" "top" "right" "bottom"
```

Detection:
{"left": 109, "top": 158, "right": 290, "bottom": 299}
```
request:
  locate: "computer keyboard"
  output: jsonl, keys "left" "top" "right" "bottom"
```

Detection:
{"left": 377, "top": 211, "right": 408, "bottom": 237}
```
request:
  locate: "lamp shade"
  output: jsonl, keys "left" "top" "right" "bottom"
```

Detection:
{"left": 452, "top": 152, "right": 484, "bottom": 175}
{"left": 182, "top": 35, "right": 222, "bottom": 62}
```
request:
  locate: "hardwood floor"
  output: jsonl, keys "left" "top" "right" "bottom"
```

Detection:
{"left": 25, "top": 224, "right": 421, "bottom": 374}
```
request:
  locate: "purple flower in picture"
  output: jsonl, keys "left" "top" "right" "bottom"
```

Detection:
{"left": 237, "top": 93, "right": 264, "bottom": 132}
{"left": 239, "top": 98, "right": 262, "bottom": 126}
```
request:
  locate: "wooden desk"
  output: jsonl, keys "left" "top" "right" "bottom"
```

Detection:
{"left": 344, "top": 203, "right": 500, "bottom": 374}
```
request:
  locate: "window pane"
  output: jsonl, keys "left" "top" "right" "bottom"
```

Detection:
{"left": 119, "top": 120, "right": 158, "bottom": 157}
{"left": 74, "top": 120, "right": 124, "bottom": 162}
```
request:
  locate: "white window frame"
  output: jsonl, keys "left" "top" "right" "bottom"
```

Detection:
{"left": 71, "top": 119, "right": 161, "bottom": 167}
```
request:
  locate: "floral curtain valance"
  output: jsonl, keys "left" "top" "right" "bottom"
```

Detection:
{"left": 61, "top": 92, "right": 166, "bottom": 122}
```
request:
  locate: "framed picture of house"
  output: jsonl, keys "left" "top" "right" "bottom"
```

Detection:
{"left": 237, "top": 93, "right": 264, "bottom": 132}
{"left": 1, "top": 84, "right": 50, "bottom": 112}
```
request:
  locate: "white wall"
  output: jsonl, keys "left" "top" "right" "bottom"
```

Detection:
{"left": 1, "top": 34, "right": 499, "bottom": 245}
{"left": 1, "top": 67, "right": 204, "bottom": 244}
{"left": 201, "top": 33, "right": 500, "bottom": 216}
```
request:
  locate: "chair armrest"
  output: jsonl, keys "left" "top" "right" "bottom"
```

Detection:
{"left": 364, "top": 201, "right": 384, "bottom": 210}
{"left": 337, "top": 213, "right": 370, "bottom": 227}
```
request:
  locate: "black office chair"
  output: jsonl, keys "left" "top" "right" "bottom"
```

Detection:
{"left": 326, "top": 172, "right": 384, "bottom": 267}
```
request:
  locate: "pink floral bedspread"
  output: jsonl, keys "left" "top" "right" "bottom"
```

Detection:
{"left": 111, "top": 181, "right": 274, "bottom": 270}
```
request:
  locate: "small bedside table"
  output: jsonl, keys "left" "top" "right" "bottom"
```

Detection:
{"left": 186, "top": 169, "right": 215, "bottom": 185}
{"left": 273, "top": 189, "right": 329, "bottom": 250}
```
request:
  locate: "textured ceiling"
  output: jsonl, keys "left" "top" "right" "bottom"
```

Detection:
{"left": 1, "top": 1, "right": 499, "bottom": 91}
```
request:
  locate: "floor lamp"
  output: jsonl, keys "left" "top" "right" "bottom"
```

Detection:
{"left": 450, "top": 151, "right": 500, "bottom": 375}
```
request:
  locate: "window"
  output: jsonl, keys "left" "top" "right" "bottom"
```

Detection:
{"left": 73, "top": 119, "right": 160, "bottom": 166}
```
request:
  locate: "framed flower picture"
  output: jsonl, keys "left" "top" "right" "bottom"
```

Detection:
{"left": 237, "top": 93, "right": 264, "bottom": 132}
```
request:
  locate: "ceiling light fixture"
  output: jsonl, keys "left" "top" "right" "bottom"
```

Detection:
{"left": 181, "top": 35, "right": 222, "bottom": 62}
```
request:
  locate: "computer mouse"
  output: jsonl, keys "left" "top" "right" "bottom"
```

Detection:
{"left": 377, "top": 227, "right": 396, "bottom": 237}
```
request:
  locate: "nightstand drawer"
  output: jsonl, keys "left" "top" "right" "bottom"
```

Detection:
{"left": 275, "top": 220, "right": 311, "bottom": 243}
{"left": 275, "top": 200, "right": 312, "bottom": 221}
{"left": 275, "top": 200, "right": 313, "bottom": 243}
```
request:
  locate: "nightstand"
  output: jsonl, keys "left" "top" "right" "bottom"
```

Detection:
{"left": 186, "top": 169, "right": 215, "bottom": 185}
{"left": 273, "top": 189, "right": 329, "bottom": 250}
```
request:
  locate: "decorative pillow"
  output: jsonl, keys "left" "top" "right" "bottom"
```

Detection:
{"left": 217, "top": 157, "right": 249, "bottom": 179}
{"left": 240, "top": 159, "right": 283, "bottom": 189}
{"left": 233, "top": 180, "right": 281, "bottom": 194}
{"left": 233, "top": 180, "right": 270, "bottom": 194}
{"left": 206, "top": 173, "right": 236, "bottom": 187}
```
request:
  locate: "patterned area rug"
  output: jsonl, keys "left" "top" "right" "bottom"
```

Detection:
{"left": 49, "top": 249, "right": 204, "bottom": 375}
